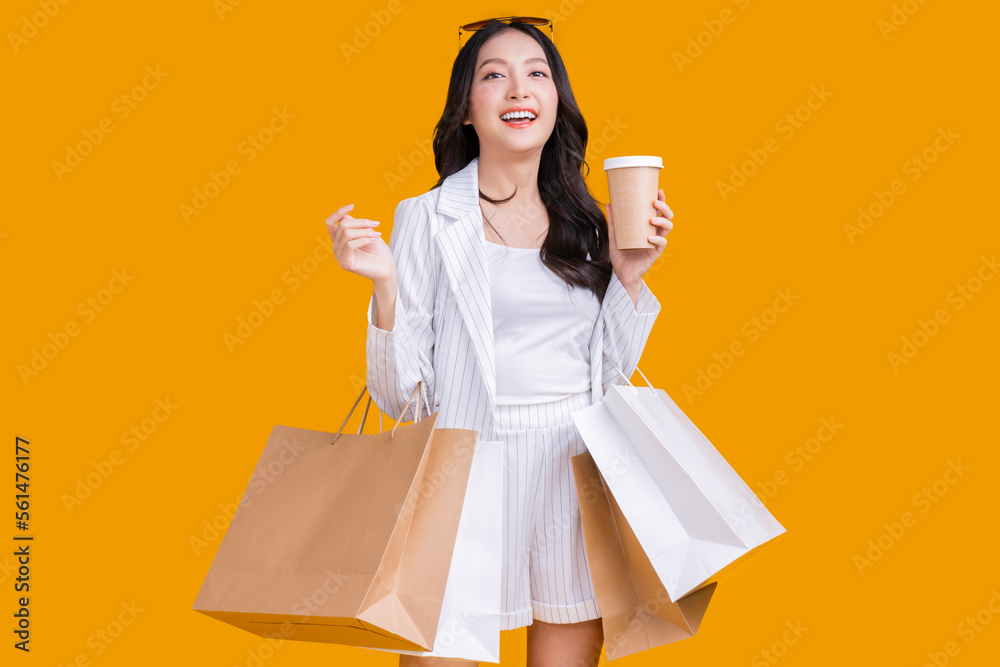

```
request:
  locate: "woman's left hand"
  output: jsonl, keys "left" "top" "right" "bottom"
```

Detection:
{"left": 606, "top": 188, "right": 674, "bottom": 286}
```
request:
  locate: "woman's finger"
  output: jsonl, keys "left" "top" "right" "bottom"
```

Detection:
{"left": 325, "top": 203, "right": 355, "bottom": 226}
{"left": 343, "top": 226, "right": 381, "bottom": 241}
{"left": 649, "top": 215, "right": 673, "bottom": 233}
{"left": 343, "top": 228, "right": 382, "bottom": 241}
{"left": 328, "top": 218, "right": 379, "bottom": 244}
{"left": 347, "top": 235, "right": 379, "bottom": 249}
{"left": 328, "top": 216, "right": 369, "bottom": 229}
{"left": 652, "top": 198, "right": 673, "bottom": 219}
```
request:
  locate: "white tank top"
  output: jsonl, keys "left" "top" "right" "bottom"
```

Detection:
{"left": 485, "top": 239, "right": 601, "bottom": 405}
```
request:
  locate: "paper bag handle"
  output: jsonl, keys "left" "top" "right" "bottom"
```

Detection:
{"left": 615, "top": 365, "right": 653, "bottom": 392}
{"left": 390, "top": 381, "right": 426, "bottom": 440}
{"left": 330, "top": 378, "right": 432, "bottom": 445}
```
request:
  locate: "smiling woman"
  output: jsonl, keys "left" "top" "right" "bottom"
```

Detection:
{"left": 430, "top": 23, "right": 641, "bottom": 285}
{"left": 326, "top": 16, "right": 673, "bottom": 667}
{"left": 460, "top": 37, "right": 560, "bottom": 179}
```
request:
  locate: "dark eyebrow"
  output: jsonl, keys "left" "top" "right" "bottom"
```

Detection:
{"left": 478, "top": 57, "right": 550, "bottom": 70}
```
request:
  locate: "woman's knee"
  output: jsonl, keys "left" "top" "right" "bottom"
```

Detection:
{"left": 527, "top": 618, "right": 604, "bottom": 666}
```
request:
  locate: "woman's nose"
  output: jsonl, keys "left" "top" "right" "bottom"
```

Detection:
{"left": 508, "top": 77, "right": 529, "bottom": 99}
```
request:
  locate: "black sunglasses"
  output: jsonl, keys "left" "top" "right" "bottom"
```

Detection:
{"left": 457, "top": 16, "right": 554, "bottom": 49}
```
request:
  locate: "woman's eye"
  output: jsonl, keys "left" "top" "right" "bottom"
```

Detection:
{"left": 483, "top": 71, "right": 548, "bottom": 80}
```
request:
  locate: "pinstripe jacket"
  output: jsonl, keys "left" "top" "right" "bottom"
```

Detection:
{"left": 366, "top": 157, "right": 660, "bottom": 440}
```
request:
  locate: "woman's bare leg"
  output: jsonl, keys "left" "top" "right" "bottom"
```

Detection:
{"left": 527, "top": 618, "right": 604, "bottom": 667}
{"left": 399, "top": 656, "right": 478, "bottom": 667}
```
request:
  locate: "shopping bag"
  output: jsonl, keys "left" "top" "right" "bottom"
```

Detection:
{"left": 571, "top": 367, "right": 786, "bottom": 602}
{"left": 192, "top": 381, "right": 479, "bottom": 653}
{"left": 365, "top": 434, "right": 504, "bottom": 663}
{"left": 571, "top": 451, "right": 716, "bottom": 661}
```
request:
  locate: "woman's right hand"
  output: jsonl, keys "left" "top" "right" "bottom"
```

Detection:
{"left": 326, "top": 203, "right": 396, "bottom": 284}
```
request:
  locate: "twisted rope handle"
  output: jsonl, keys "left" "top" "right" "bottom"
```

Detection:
{"left": 331, "top": 374, "right": 432, "bottom": 445}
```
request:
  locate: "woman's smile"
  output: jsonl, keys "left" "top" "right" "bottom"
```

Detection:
{"left": 499, "top": 107, "right": 539, "bottom": 128}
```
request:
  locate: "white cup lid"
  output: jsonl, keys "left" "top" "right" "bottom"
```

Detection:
{"left": 603, "top": 155, "right": 663, "bottom": 170}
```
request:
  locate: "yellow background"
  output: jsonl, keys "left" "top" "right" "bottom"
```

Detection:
{"left": 4, "top": 0, "right": 998, "bottom": 664}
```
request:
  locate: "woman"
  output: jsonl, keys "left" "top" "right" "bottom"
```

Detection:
{"left": 327, "top": 18, "right": 673, "bottom": 666}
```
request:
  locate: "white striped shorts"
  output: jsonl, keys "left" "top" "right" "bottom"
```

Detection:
{"left": 497, "top": 389, "right": 602, "bottom": 630}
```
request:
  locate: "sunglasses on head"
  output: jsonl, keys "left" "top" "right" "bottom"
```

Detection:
{"left": 457, "top": 16, "right": 554, "bottom": 49}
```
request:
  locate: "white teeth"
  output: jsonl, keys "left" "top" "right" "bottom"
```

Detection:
{"left": 501, "top": 110, "right": 536, "bottom": 121}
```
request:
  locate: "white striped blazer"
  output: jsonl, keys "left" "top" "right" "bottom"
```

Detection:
{"left": 366, "top": 156, "right": 660, "bottom": 440}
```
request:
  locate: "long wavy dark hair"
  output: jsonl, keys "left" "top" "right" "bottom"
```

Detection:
{"left": 430, "top": 20, "right": 613, "bottom": 303}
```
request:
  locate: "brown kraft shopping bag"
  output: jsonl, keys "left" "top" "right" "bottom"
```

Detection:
{"left": 192, "top": 381, "right": 479, "bottom": 652}
{"left": 571, "top": 451, "right": 717, "bottom": 661}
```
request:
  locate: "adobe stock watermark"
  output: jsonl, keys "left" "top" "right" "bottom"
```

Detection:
{"left": 853, "top": 458, "right": 970, "bottom": 575}
{"left": 716, "top": 85, "right": 833, "bottom": 202}
{"left": 385, "top": 136, "right": 433, "bottom": 192}
{"left": 213, "top": 0, "right": 248, "bottom": 21}
{"left": 526, "top": 509, "right": 576, "bottom": 563}
{"left": 583, "top": 116, "right": 628, "bottom": 172}
{"left": 52, "top": 66, "right": 169, "bottom": 183}
{"left": 190, "top": 491, "right": 243, "bottom": 557}
{"left": 18, "top": 268, "right": 134, "bottom": 385}
{"left": 340, "top": 0, "right": 404, "bottom": 62}
{"left": 527, "top": 452, "right": 700, "bottom": 566}
{"left": 224, "top": 566, "right": 476, "bottom": 661}
{"left": 179, "top": 107, "right": 295, "bottom": 223}
{"left": 673, "top": 0, "right": 753, "bottom": 72}
{"left": 550, "top": 0, "right": 587, "bottom": 29}
{"left": 887, "top": 254, "right": 997, "bottom": 372}
{"left": 391, "top": 437, "right": 474, "bottom": 518}
{"left": 643, "top": 248, "right": 673, "bottom": 276}
{"left": 363, "top": 616, "right": 475, "bottom": 659}
{"left": 407, "top": 615, "right": 474, "bottom": 655}
{"left": 756, "top": 417, "right": 844, "bottom": 501}
{"left": 0, "top": 556, "right": 18, "bottom": 586}
{"left": 919, "top": 587, "right": 1000, "bottom": 667}
{"left": 8, "top": 0, "right": 72, "bottom": 54}
{"left": 878, "top": 0, "right": 933, "bottom": 40}
{"left": 228, "top": 567, "right": 352, "bottom": 665}
{"left": 681, "top": 288, "right": 799, "bottom": 403}
{"left": 844, "top": 126, "right": 959, "bottom": 243}
{"left": 750, "top": 619, "right": 809, "bottom": 666}
{"left": 382, "top": 107, "right": 470, "bottom": 191}
{"left": 554, "top": 321, "right": 598, "bottom": 364}
{"left": 62, "top": 397, "right": 179, "bottom": 514}
{"left": 578, "top": 446, "right": 642, "bottom": 500}
{"left": 52, "top": 600, "right": 144, "bottom": 665}
{"left": 602, "top": 587, "right": 688, "bottom": 663}
{"left": 222, "top": 234, "right": 333, "bottom": 352}
{"left": 189, "top": 433, "right": 308, "bottom": 556}
{"left": 557, "top": 448, "right": 643, "bottom": 565}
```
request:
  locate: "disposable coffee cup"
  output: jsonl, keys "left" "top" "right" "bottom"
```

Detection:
{"left": 604, "top": 156, "right": 664, "bottom": 250}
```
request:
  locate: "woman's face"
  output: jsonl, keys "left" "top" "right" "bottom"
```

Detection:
{"left": 463, "top": 29, "right": 558, "bottom": 158}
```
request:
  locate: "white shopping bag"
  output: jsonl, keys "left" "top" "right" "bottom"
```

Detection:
{"left": 571, "top": 367, "right": 786, "bottom": 602}
{"left": 366, "top": 437, "right": 504, "bottom": 663}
